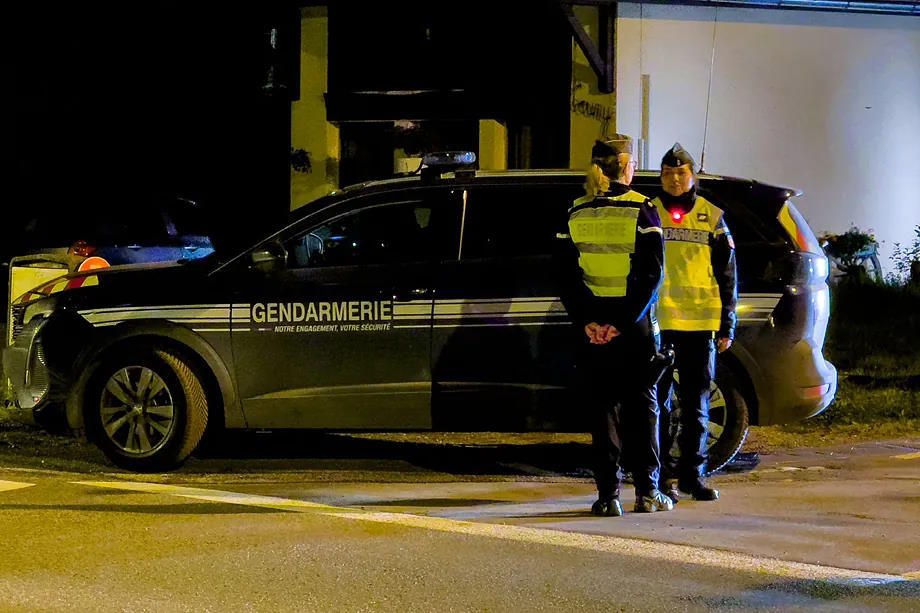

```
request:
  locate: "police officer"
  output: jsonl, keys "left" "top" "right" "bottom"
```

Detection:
{"left": 560, "top": 135, "right": 672, "bottom": 515}
{"left": 653, "top": 143, "right": 738, "bottom": 502}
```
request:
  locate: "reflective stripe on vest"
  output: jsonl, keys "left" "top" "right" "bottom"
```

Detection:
{"left": 568, "top": 190, "right": 646, "bottom": 298}
{"left": 654, "top": 195, "right": 723, "bottom": 332}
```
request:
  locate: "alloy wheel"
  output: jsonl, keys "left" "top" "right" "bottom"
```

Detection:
{"left": 99, "top": 366, "right": 176, "bottom": 455}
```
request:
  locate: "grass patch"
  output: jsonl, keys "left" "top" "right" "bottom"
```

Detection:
{"left": 811, "top": 281, "right": 920, "bottom": 427}
{"left": 824, "top": 281, "right": 920, "bottom": 378}
{"left": 746, "top": 419, "right": 920, "bottom": 455}
{"left": 742, "top": 281, "right": 920, "bottom": 449}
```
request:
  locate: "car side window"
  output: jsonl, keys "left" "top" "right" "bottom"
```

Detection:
{"left": 284, "top": 192, "right": 461, "bottom": 269}
{"left": 462, "top": 185, "right": 581, "bottom": 259}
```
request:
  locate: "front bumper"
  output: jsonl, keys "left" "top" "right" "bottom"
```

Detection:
{"left": 3, "top": 317, "right": 50, "bottom": 410}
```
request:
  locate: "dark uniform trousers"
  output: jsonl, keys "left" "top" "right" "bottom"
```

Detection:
{"left": 579, "top": 317, "right": 661, "bottom": 498}
{"left": 657, "top": 330, "right": 717, "bottom": 480}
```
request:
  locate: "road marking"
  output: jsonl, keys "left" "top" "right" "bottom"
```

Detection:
{"left": 75, "top": 480, "right": 914, "bottom": 586}
{"left": 0, "top": 480, "right": 35, "bottom": 493}
{"left": 894, "top": 451, "right": 920, "bottom": 460}
{"left": 74, "top": 481, "right": 337, "bottom": 511}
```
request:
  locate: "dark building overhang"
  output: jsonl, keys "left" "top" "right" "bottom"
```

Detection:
{"left": 636, "top": 0, "right": 920, "bottom": 16}
{"left": 324, "top": 90, "right": 484, "bottom": 122}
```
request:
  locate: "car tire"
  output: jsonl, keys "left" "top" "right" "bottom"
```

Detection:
{"left": 84, "top": 347, "right": 208, "bottom": 472}
{"left": 665, "top": 360, "right": 750, "bottom": 476}
{"left": 705, "top": 362, "right": 750, "bottom": 474}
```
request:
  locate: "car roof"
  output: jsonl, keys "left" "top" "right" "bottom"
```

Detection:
{"left": 218, "top": 168, "right": 799, "bottom": 275}
{"left": 290, "top": 169, "right": 801, "bottom": 221}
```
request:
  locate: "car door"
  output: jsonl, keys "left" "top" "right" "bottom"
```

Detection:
{"left": 431, "top": 181, "right": 585, "bottom": 430}
{"left": 230, "top": 188, "right": 462, "bottom": 429}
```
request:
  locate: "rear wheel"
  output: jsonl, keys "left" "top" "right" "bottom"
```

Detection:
{"left": 85, "top": 348, "right": 208, "bottom": 472}
{"left": 667, "top": 361, "right": 750, "bottom": 475}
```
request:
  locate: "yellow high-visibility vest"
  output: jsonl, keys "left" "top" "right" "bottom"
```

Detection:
{"left": 653, "top": 195, "right": 723, "bottom": 332}
{"left": 568, "top": 190, "right": 647, "bottom": 298}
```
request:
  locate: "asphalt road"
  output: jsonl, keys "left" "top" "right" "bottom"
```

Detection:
{"left": 0, "top": 434, "right": 918, "bottom": 612}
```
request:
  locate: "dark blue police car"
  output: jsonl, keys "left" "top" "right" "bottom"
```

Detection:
{"left": 3, "top": 155, "right": 836, "bottom": 471}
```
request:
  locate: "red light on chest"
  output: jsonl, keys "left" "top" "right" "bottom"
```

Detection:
{"left": 671, "top": 211, "right": 684, "bottom": 223}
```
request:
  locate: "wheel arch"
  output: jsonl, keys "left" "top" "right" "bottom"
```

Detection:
{"left": 65, "top": 321, "right": 243, "bottom": 434}
{"left": 719, "top": 346, "right": 760, "bottom": 426}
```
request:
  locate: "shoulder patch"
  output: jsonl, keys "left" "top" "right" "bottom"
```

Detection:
{"left": 697, "top": 211, "right": 709, "bottom": 222}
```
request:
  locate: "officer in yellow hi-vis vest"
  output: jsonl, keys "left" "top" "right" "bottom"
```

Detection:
{"left": 558, "top": 135, "right": 672, "bottom": 516}
{"left": 653, "top": 143, "right": 738, "bottom": 503}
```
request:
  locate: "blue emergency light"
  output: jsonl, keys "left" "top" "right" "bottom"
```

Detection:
{"left": 418, "top": 151, "right": 477, "bottom": 178}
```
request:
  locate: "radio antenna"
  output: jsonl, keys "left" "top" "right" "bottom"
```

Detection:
{"left": 700, "top": 8, "right": 719, "bottom": 174}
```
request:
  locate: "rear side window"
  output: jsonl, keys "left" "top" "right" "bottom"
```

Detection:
{"left": 462, "top": 185, "right": 582, "bottom": 259}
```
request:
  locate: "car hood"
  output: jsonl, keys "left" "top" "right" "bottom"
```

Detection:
{"left": 13, "top": 260, "right": 212, "bottom": 307}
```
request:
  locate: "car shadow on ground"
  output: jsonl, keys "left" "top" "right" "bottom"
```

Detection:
{"left": 0, "top": 422, "right": 758, "bottom": 477}
{"left": 195, "top": 431, "right": 597, "bottom": 477}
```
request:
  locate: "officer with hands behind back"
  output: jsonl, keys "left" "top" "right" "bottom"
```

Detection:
{"left": 559, "top": 135, "right": 673, "bottom": 516}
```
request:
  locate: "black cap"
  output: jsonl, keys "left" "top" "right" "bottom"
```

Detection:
{"left": 661, "top": 142, "right": 695, "bottom": 168}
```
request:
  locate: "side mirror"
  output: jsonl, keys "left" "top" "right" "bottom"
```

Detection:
{"left": 249, "top": 240, "right": 286, "bottom": 273}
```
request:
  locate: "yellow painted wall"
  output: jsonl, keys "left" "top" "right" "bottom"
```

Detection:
{"left": 569, "top": 9, "right": 617, "bottom": 170}
{"left": 290, "top": 7, "right": 339, "bottom": 211}
{"left": 478, "top": 120, "right": 507, "bottom": 170}
{"left": 291, "top": 9, "right": 613, "bottom": 188}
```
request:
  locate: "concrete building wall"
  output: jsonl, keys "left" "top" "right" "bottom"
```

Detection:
{"left": 616, "top": 3, "right": 920, "bottom": 268}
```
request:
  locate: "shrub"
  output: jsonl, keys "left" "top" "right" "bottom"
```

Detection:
{"left": 820, "top": 225, "right": 877, "bottom": 277}
{"left": 889, "top": 224, "right": 920, "bottom": 285}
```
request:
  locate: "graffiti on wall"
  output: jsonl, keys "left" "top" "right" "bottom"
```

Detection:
{"left": 571, "top": 81, "right": 614, "bottom": 138}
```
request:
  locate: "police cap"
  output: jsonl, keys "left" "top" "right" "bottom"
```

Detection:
{"left": 592, "top": 133, "right": 633, "bottom": 159}
{"left": 661, "top": 142, "right": 695, "bottom": 168}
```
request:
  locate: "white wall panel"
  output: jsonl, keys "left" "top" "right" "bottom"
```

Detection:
{"left": 617, "top": 4, "right": 920, "bottom": 268}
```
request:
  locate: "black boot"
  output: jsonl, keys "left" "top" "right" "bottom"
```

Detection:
{"left": 591, "top": 495, "right": 624, "bottom": 517}
{"left": 678, "top": 478, "right": 720, "bottom": 501}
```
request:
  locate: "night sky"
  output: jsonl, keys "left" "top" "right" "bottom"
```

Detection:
{"left": 4, "top": 2, "right": 297, "bottom": 257}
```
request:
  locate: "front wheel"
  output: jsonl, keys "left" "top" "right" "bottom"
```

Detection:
{"left": 84, "top": 348, "right": 208, "bottom": 472}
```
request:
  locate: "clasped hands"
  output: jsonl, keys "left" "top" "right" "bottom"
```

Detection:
{"left": 584, "top": 322, "right": 620, "bottom": 345}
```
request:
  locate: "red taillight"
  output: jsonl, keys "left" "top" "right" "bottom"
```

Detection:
{"left": 801, "top": 384, "right": 830, "bottom": 400}
{"left": 78, "top": 256, "right": 110, "bottom": 272}
{"left": 70, "top": 241, "right": 97, "bottom": 257}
